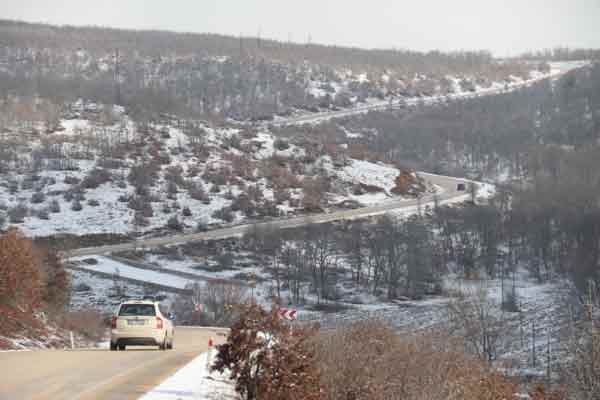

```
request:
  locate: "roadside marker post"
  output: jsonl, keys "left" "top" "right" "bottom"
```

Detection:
{"left": 207, "top": 337, "right": 214, "bottom": 369}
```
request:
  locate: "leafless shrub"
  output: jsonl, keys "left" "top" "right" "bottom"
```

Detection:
{"left": 187, "top": 181, "right": 209, "bottom": 203}
{"left": 81, "top": 168, "right": 112, "bottom": 189}
{"left": 133, "top": 211, "right": 150, "bottom": 228}
{"left": 164, "top": 166, "right": 185, "bottom": 187}
{"left": 446, "top": 288, "right": 513, "bottom": 363}
{"left": 212, "top": 207, "right": 234, "bottom": 223}
{"left": 59, "top": 309, "right": 107, "bottom": 342}
{"left": 97, "top": 158, "right": 125, "bottom": 169}
{"left": 172, "top": 281, "right": 247, "bottom": 326}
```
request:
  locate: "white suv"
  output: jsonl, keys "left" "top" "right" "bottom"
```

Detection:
{"left": 110, "top": 300, "right": 174, "bottom": 351}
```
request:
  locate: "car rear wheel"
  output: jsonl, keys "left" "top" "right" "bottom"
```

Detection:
{"left": 118, "top": 344, "right": 126, "bottom": 351}
{"left": 110, "top": 342, "right": 117, "bottom": 351}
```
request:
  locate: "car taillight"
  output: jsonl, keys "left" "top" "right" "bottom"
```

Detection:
{"left": 156, "top": 317, "right": 163, "bottom": 329}
{"left": 111, "top": 316, "right": 117, "bottom": 329}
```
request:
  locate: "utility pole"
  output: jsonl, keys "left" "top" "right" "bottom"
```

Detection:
{"left": 532, "top": 319, "right": 537, "bottom": 368}
{"left": 114, "top": 48, "right": 121, "bottom": 106}
{"left": 257, "top": 27, "right": 262, "bottom": 49}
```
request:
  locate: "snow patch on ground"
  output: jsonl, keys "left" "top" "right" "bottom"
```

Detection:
{"left": 140, "top": 349, "right": 238, "bottom": 400}
{"left": 69, "top": 256, "right": 196, "bottom": 290}
{"left": 337, "top": 159, "right": 399, "bottom": 194}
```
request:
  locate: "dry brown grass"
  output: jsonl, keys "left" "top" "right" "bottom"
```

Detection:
{"left": 313, "top": 320, "right": 520, "bottom": 400}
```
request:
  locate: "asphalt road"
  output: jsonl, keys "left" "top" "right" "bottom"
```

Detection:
{"left": 67, "top": 173, "right": 468, "bottom": 258}
{"left": 0, "top": 327, "right": 227, "bottom": 400}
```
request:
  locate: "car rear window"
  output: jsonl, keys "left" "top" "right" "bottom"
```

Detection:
{"left": 119, "top": 304, "right": 156, "bottom": 317}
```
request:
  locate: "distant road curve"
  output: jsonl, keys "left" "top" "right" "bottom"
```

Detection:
{"left": 271, "top": 61, "right": 587, "bottom": 127}
{"left": 67, "top": 173, "right": 468, "bottom": 258}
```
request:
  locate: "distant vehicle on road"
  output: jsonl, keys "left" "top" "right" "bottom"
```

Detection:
{"left": 110, "top": 300, "right": 174, "bottom": 351}
{"left": 456, "top": 182, "right": 466, "bottom": 191}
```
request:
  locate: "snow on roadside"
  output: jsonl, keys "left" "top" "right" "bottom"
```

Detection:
{"left": 140, "top": 350, "right": 238, "bottom": 400}
{"left": 69, "top": 256, "right": 196, "bottom": 290}
{"left": 337, "top": 159, "right": 399, "bottom": 194}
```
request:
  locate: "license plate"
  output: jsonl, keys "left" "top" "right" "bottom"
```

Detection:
{"left": 127, "top": 320, "right": 145, "bottom": 325}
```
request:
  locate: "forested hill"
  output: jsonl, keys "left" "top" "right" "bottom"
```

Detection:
{"left": 1, "top": 19, "right": 521, "bottom": 76}
{"left": 0, "top": 19, "right": 549, "bottom": 120}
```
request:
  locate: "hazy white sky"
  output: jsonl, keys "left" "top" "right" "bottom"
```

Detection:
{"left": 2, "top": 0, "right": 599, "bottom": 55}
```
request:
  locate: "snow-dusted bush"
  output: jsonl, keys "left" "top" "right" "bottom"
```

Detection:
{"left": 8, "top": 204, "right": 28, "bottom": 223}
{"left": 166, "top": 216, "right": 183, "bottom": 231}
{"left": 164, "top": 166, "right": 185, "bottom": 187}
{"left": 21, "top": 178, "right": 34, "bottom": 191}
{"left": 212, "top": 207, "right": 234, "bottom": 223}
{"left": 273, "top": 138, "right": 290, "bottom": 151}
{"left": 64, "top": 176, "right": 81, "bottom": 185}
{"left": 30, "top": 191, "right": 46, "bottom": 204}
{"left": 8, "top": 181, "right": 19, "bottom": 194}
{"left": 81, "top": 168, "right": 112, "bottom": 189}
{"left": 71, "top": 199, "right": 83, "bottom": 212}
{"left": 49, "top": 199, "right": 61, "bottom": 213}
{"left": 36, "top": 209, "right": 50, "bottom": 220}
{"left": 188, "top": 182, "right": 210, "bottom": 203}
{"left": 133, "top": 211, "right": 150, "bottom": 228}
{"left": 213, "top": 304, "right": 321, "bottom": 400}
{"left": 166, "top": 181, "right": 178, "bottom": 195}
{"left": 63, "top": 191, "right": 74, "bottom": 202}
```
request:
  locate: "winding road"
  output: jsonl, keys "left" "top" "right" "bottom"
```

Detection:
{"left": 67, "top": 173, "right": 469, "bottom": 258}
{"left": 272, "top": 61, "right": 586, "bottom": 127}
{"left": 65, "top": 61, "right": 587, "bottom": 259}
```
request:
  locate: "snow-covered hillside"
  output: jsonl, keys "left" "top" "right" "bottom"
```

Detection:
{"left": 0, "top": 107, "right": 421, "bottom": 237}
